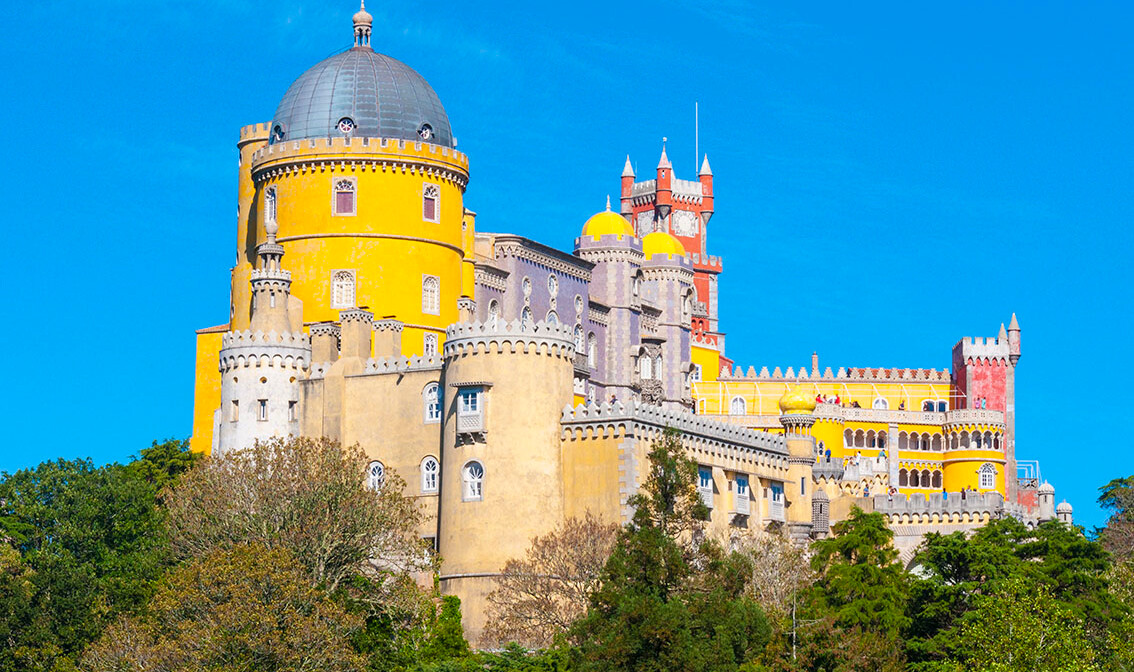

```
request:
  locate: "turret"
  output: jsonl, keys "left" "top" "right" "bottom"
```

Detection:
{"left": 1007, "top": 313, "right": 1021, "bottom": 365}
{"left": 655, "top": 142, "right": 672, "bottom": 223}
{"left": 1056, "top": 500, "right": 1073, "bottom": 525}
{"left": 778, "top": 385, "right": 817, "bottom": 543}
{"left": 620, "top": 156, "right": 635, "bottom": 216}
{"left": 698, "top": 155, "right": 713, "bottom": 227}
{"left": 1037, "top": 481, "right": 1055, "bottom": 521}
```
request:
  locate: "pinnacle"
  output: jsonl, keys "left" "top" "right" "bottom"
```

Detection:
{"left": 657, "top": 139, "right": 671, "bottom": 169}
{"left": 699, "top": 154, "right": 712, "bottom": 176}
{"left": 622, "top": 155, "right": 635, "bottom": 178}
{"left": 1009, "top": 313, "right": 1020, "bottom": 330}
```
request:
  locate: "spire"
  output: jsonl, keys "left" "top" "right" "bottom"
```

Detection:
{"left": 622, "top": 155, "right": 635, "bottom": 178}
{"left": 605, "top": 194, "right": 612, "bottom": 211}
{"left": 657, "top": 138, "right": 671, "bottom": 169}
{"left": 1009, "top": 313, "right": 1020, "bottom": 330}
{"left": 353, "top": 0, "right": 373, "bottom": 48}
{"left": 699, "top": 154, "right": 712, "bottom": 176}
{"left": 998, "top": 323, "right": 1008, "bottom": 341}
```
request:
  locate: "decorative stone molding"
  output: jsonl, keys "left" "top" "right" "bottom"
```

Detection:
{"left": 372, "top": 319, "right": 403, "bottom": 333}
{"left": 219, "top": 330, "right": 310, "bottom": 372}
{"left": 359, "top": 354, "right": 443, "bottom": 375}
{"left": 443, "top": 319, "right": 576, "bottom": 360}
{"left": 493, "top": 237, "right": 593, "bottom": 282}
{"left": 943, "top": 409, "right": 1007, "bottom": 429}
{"left": 308, "top": 323, "right": 341, "bottom": 338}
{"left": 456, "top": 297, "right": 476, "bottom": 312}
{"left": 574, "top": 246, "right": 645, "bottom": 265}
{"left": 587, "top": 303, "right": 610, "bottom": 326}
{"left": 720, "top": 366, "right": 951, "bottom": 382}
{"left": 251, "top": 136, "right": 470, "bottom": 188}
{"left": 339, "top": 308, "right": 374, "bottom": 325}
{"left": 474, "top": 264, "right": 509, "bottom": 292}
{"left": 640, "top": 264, "right": 694, "bottom": 283}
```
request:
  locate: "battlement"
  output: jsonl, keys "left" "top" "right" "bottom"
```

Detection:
{"left": 358, "top": 354, "right": 444, "bottom": 375}
{"left": 671, "top": 178, "right": 704, "bottom": 202}
{"left": 630, "top": 179, "right": 657, "bottom": 197}
{"left": 250, "top": 269, "right": 292, "bottom": 283}
{"left": 943, "top": 408, "right": 1007, "bottom": 429}
{"left": 953, "top": 335, "right": 1010, "bottom": 362}
{"left": 873, "top": 491, "right": 1005, "bottom": 522}
{"left": 444, "top": 319, "right": 576, "bottom": 359}
{"left": 239, "top": 122, "right": 272, "bottom": 145}
{"left": 640, "top": 256, "right": 694, "bottom": 276}
{"left": 719, "top": 365, "right": 950, "bottom": 382}
{"left": 688, "top": 252, "right": 723, "bottom": 270}
{"left": 574, "top": 233, "right": 644, "bottom": 252}
{"left": 249, "top": 136, "right": 469, "bottom": 181}
{"left": 219, "top": 329, "right": 310, "bottom": 372}
{"left": 557, "top": 398, "right": 789, "bottom": 462}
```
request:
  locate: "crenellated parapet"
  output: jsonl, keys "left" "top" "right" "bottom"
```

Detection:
{"left": 873, "top": 492, "right": 1006, "bottom": 526}
{"left": 219, "top": 330, "right": 310, "bottom": 372}
{"left": 359, "top": 354, "right": 444, "bottom": 375}
{"left": 574, "top": 245, "right": 645, "bottom": 265}
{"left": 720, "top": 366, "right": 951, "bottom": 382}
{"left": 444, "top": 319, "right": 576, "bottom": 359}
{"left": 953, "top": 335, "right": 1011, "bottom": 364}
{"left": 250, "top": 136, "right": 470, "bottom": 188}
{"left": 640, "top": 261, "right": 694, "bottom": 283}
{"left": 943, "top": 409, "right": 1007, "bottom": 431}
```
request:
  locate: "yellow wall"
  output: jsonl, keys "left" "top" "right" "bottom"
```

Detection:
{"left": 691, "top": 344, "right": 720, "bottom": 383}
{"left": 694, "top": 380, "right": 951, "bottom": 415}
{"left": 189, "top": 328, "right": 226, "bottom": 454}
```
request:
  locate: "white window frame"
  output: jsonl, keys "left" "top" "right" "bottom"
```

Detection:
{"left": 332, "top": 177, "right": 357, "bottom": 217}
{"left": 462, "top": 460, "right": 484, "bottom": 501}
{"left": 487, "top": 299, "right": 500, "bottom": 325}
{"left": 423, "top": 332, "right": 439, "bottom": 357}
{"left": 587, "top": 333, "right": 597, "bottom": 368}
{"left": 873, "top": 397, "right": 889, "bottom": 410}
{"left": 521, "top": 306, "right": 533, "bottom": 327}
{"left": 422, "top": 182, "right": 440, "bottom": 223}
{"left": 331, "top": 269, "right": 357, "bottom": 309}
{"left": 264, "top": 186, "right": 277, "bottom": 225}
{"left": 573, "top": 324, "right": 584, "bottom": 351}
{"left": 422, "top": 275, "right": 440, "bottom": 316}
{"left": 978, "top": 463, "right": 997, "bottom": 490}
{"left": 423, "top": 382, "right": 441, "bottom": 423}
{"left": 691, "top": 364, "right": 702, "bottom": 382}
{"left": 421, "top": 456, "right": 439, "bottom": 493}
{"left": 730, "top": 395, "right": 747, "bottom": 416}
{"left": 697, "top": 466, "right": 714, "bottom": 509}
{"left": 639, "top": 355, "right": 653, "bottom": 380}
{"left": 367, "top": 460, "right": 385, "bottom": 492}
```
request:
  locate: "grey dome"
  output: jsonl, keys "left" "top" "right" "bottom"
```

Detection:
{"left": 270, "top": 46, "right": 453, "bottom": 147}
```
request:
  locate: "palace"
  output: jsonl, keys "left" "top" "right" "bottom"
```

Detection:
{"left": 189, "top": 5, "right": 1068, "bottom": 642}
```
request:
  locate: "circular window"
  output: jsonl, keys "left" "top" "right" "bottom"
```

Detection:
{"left": 271, "top": 125, "right": 285, "bottom": 143}
{"left": 547, "top": 274, "right": 558, "bottom": 297}
{"left": 419, "top": 123, "right": 434, "bottom": 141}
{"left": 522, "top": 277, "right": 532, "bottom": 297}
{"left": 337, "top": 117, "right": 356, "bottom": 134}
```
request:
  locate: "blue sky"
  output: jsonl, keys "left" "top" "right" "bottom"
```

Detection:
{"left": 0, "top": 1, "right": 1130, "bottom": 530}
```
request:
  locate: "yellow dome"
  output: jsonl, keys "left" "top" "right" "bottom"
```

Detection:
{"left": 582, "top": 208, "right": 635, "bottom": 240}
{"left": 778, "top": 384, "right": 817, "bottom": 415}
{"left": 641, "top": 231, "right": 686, "bottom": 258}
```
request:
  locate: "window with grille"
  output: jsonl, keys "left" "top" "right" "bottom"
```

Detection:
{"left": 423, "top": 332, "right": 438, "bottom": 357}
{"left": 265, "top": 186, "right": 277, "bottom": 224}
{"left": 978, "top": 464, "right": 996, "bottom": 490}
{"left": 423, "top": 383, "right": 441, "bottom": 423}
{"left": 730, "top": 396, "right": 746, "bottom": 415}
{"left": 367, "top": 461, "right": 385, "bottom": 491}
{"left": 421, "top": 456, "right": 439, "bottom": 493}
{"left": 331, "top": 270, "right": 356, "bottom": 309}
{"left": 463, "top": 461, "right": 484, "bottom": 501}
{"left": 422, "top": 275, "right": 440, "bottom": 315}
{"left": 333, "top": 178, "right": 356, "bottom": 216}
{"left": 423, "top": 183, "right": 440, "bottom": 222}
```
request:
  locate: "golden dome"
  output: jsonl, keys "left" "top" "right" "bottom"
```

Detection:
{"left": 641, "top": 231, "right": 686, "bottom": 258}
{"left": 582, "top": 200, "right": 635, "bottom": 240}
{"left": 778, "top": 384, "right": 817, "bottom": 415}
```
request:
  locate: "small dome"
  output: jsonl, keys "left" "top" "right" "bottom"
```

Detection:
{"left": 583, "top": 208, "right": 635, "bottom": 240}
{"left": 778, "top": 384, "right": 817, "bottom": 415}
{"left": 642, "top": 231, "right": 686, "bottom": 258}
{"left": 1056, "top": 501, "right": 1072, "bottom": 513}
{"left": 813, "top": 488, "right": 829, "bottom": 501}
{"left": 353, "top": 1, "right": 373, "bottom": 24}
{"left": 1038, "top": 481, "right": 1055, "bottom": 494}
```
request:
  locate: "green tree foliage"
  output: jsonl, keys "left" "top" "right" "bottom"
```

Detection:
{"left": 1098, "top": 475, "right": 1134, "bottom": 560}
{"left": 79, "top": 543, "right": 365, "bottom": 672}
{"left": 0, "top": 458, "right": 169, "bottom": 671}
{"left": 128, "top": 438, "right": 198, "bottom": 492}
{"left": 570, "top": 428, "right": 770, "bottom": 672}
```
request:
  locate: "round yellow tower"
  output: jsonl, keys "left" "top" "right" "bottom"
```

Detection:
{"left": 230, "top": 6, "right": 471, "bottom": 359}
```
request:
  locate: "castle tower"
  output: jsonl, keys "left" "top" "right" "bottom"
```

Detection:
{"left": 437, "top": 319, "right": 577, "bottom": 643}
{"left": 214, "top": 219, "right": 310, "bottom": 454}
{"left": 1056, "top": 500, "right": 1073, "bottom": 525}
{"left": 778, "top": 385, "right": 817, "bottom": 543}
{"left": 639, "top": 232, "right": 695, "bottom": 410}
{"left": 1037, "top": 480, "right": 1055, "bottom": 521}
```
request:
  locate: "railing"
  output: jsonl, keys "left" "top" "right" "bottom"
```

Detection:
{"left": 574, "top": 352, "right": 590, "bottom": 374}
{"left": 732, "top": 492, "right": 751, "bottom": 516}
{"left": 944, "top": 409, "right": 1007, "bottom": 427}
{"left": 457, "top": 412, "right": 483, "bottom": 433}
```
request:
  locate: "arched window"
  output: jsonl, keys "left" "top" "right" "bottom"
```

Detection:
{"left": 422, "top": 276, "right": 440, "bottom": 315}
{"left": 922, "top": 400, "right": 934, "bottom": 412}
{"left": 333, "top": 178, "right": 356, "bottom": 216}
{"left": 423, "top": 383, "right": 441, "bottom": 423}
{"left": 367, "top": 460, "right": 385, "bottom": 491}
{"left": 574, "top": 324, "right": 584, "bottom": 351}
{"left": 937, "top": 401, "right": 947, "bottom": 412}
{"left": 654, "top": 355, "right": 663, "bottom": 378}
{"left": 921, "top": 469, "right": 931, "bottom": 487}
{"left": 932, "top": 471, "right": 943, "bottom": 488}
{"left": 639, "top": 355, "right": 653, "bottom": 380}
{"left": 331, "top": 270, "right": 356, "bottom": 309}
{"left": 910, "top": 470, "right": 920, "bottom": 487}
{"left": 978, "top": 464, "right": 996, "bottom": 490}
{"left": 546, "top": 310, "right": 559, "bottom": 325}
{"left": 878, "top": 431, "right": 887, "bottom": 449}
{"left": 730, "top": 396, "right": 746, "bottom": 416}
{"left": 844, "top": 429, "right": 853, "bottom": 448}
{"left": 547, "top": 274, "right": 558, "bottom": 297}
{"left": 974, "top": 433, "right": 983, "bottom": 449}
{"left": 873, "top": 397, "right": 889, "bottom": 410}
{"left": 521, "top": 306, "right": 533, "bottom": 327}
{"left": 462, "top": 461, "right": 484, "bottom": 501}
{"left": 899, "top": 469, "right": 909, "bottom": 487}
{"left": 421, "top": 456, "right": 439, "bottom": 493}
{"left": 487, "top": 299, "right": 500, "bottom": 325}
{"left": 423, "top": 332, "right": 438, "bottom": 357}
{"left": 265, "top": 186, "right": 277, "bottom": 224}
{"left": 422, "top": 183, "right": 440, "bottom": 223}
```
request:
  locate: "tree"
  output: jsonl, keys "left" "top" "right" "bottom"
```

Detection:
{"left": 163, "top": 437, "right": 430, "bottom": 609}
{"left": 128, "top": 437, "right": 198, "bottom": 493}
{"left": 734, "top": 531, "right": 815, "bottom": 623}
{"left": 571, "top": 428, "right": 769, "bottom": 672}
{"left": 485, "top": 513, "right": 620, "bottom": 647}
{"left": 0, "top": 458, "right": 168, "bottom": 671}
{"left": 79, "top": 544, "right": 366, "bottom": 672}
{"left": 1098, "top": 475, "right": 1134, "bottom": 560}
{"left": 953, "top": 577, "right": 1102, "bottom": 672}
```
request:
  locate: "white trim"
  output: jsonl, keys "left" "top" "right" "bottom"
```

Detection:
{"left": 332, "top": 176, "right": 357, "bottom": 217}
{"left": 422, "top": 182, "right": 440, "bottom": 223}
{"left": 330, "top": 269, "right": 357, "bottom": 309}
{"left": 462, "top": 460, "right": 484, "bottom": 501}
{"left": 420, "top": 455, "right": 439, "bottom": 493}
{"left": 421, "top": 274, "right": 441, "bottom": 315}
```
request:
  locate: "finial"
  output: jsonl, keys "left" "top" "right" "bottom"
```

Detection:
{"left": 353, "top": 0, "right": 373, "bottom": 48}
{"left": 657, "top": 138, "right": 672, "bottom": 169}
{"left": 622, "top": 155, "right": 635, "bottom": 178}
{"left": 605, "top": 195, "right": 611, "bottom": 211}
{"left": 1009, "top": 312, "right": 1020, "bottom": 330}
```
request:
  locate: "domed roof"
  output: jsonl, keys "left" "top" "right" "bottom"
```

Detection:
{"left": 642, "top": 231, "right": 686, "bottom": 258}
{"left": 1038, "top": 481, "right": 1055, "bottom": 494}
{"left": 270, "top": 46, "right": 453, "bottom": 147}
{"left": 1056, "top": 500, "right": 1072, "bottom": 513}
{"left": 583, "top": 199, "right": 635, "bottom": 240}
{"left": 778, "top": 384, "right": 817, "bottom": 415}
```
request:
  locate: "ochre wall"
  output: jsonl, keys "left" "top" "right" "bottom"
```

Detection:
{"left": 189, "top": 328, "right": 226, "bottom": 454}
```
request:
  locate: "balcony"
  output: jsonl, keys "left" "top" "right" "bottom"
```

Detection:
{"left": 699, "top": 487, "right": 714, "bottom": 510}
{"left": 768, "top": 496, "right": 785, "bottom": 523}
{"left": 574, "top": 352, "right": 591, "bottom": 375}
{"left": 732, "top": 492, "right": 751, "bottom": 516}
{"left": 457, "top": 411, "right": 483, "bottom": 433}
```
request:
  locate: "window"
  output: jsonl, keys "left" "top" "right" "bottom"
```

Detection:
{"left": 587, "top": 333, "right": 597, "bottom": 368}
{"left": 462, "top": 461, "right": 484, "bottom": 501}
{"left": 873, "top": 397, "right": 889, "bottom": 410}
{"left": 522, "top": 277, "right": 532, "bottom": 297}
{"left": 978, "top": 464, "right": 996, "bottom": 490}
{"left": 639, "top": 355, "right": 653, "bottom": 380}
{"left": 257, "top": 399, "right": 268, "bottom": 421}
{"left": 421, "top": 456, "right": 439, "bottom": 493}
{"left": 654, "top": 355, "right": 663, "bottom": 378}
{"left": 487, "top": 299, "right": 500, "bottom": 325}
{"left": 230, "top": 399, "right": 239, "bottom": 422}
{"left": 423, "top": 332, "right": 438, "bottom": 357}
{"left": 333, "top": 178, "right": 356, "bottom": 216}
{"left": 546, "top": 310, "right": 559, "bottom": 325}
{"left": 423, "top": 183, "right": 440, "bottom": 223}
{"left": 423, "top": 383, "right": 441, "bottom": 423}
{"left": 574, "top": 325, "right": 584, "bottom": 351}
{"left": 691, "top": 364, "right": 702, "bottom": 382}
{"left": 288, "top": 400, "right": 297, "bottom": 421}
{"left": 265, "top": 186, "right": 277, "bottom": 224}
{"left": 521, "top": 306, "right": 533, "bottom": 327}
{"left": 367, "top": 460, "right": 385, "bottom": 491}
{"left": 331, "top": 270, "right": 356, "bottom": 309}
{"left": 698, "top": 466, "right": 714, "bottom": 508}
{"left": 736, "top": 476, "right": 749, "bottom": 498}
{"left": 459, "top": 389, "right": 480, "bottom": 414}
{"left": 730, "top": 396, "right": 747, "bottom": 415}
{"left": 937, "top": 401, "right": 947, "bottom": 412}
{"left": 547, "top": 274, "right": 558, "bottom": 297}
{"left": 422, "top": 275, "right": 440, "bottom": 315}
